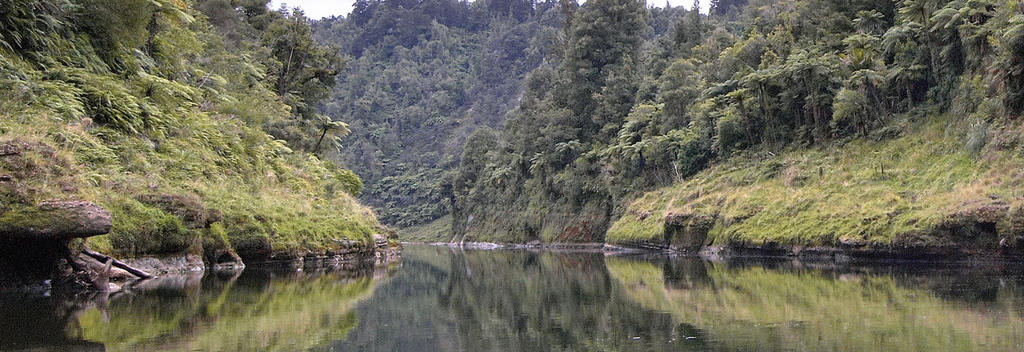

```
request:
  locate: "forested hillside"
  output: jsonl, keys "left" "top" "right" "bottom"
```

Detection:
{"left": 311, "top": 0, "right": 702, "bottom": 231}
{"left": 0, "top": 0, "right": 389, "bottom": 265}
{"left": 437, "top": 0, "right": 1024, "bottom": 254}
{"left": 309, "top": 0, "right": 565, "bottom": 228}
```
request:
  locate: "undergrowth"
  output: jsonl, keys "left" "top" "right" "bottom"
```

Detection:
{"left": 0, "top": 2, "right": 382, "bottom": 260}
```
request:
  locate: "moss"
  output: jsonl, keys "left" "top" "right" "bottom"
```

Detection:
{"left": 0, "top": 205, "right": 53, "bottom": 237}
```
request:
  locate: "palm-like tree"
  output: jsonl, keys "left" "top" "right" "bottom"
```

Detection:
{"left": 314, "top": 115, "right": 350, "bottom": 155}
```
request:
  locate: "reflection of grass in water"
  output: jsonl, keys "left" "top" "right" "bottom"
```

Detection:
{"left": 607, "top": 259, "right": 1024, "bottom": 351}
{"left": 76, "top": 275, "right": 377, "bottom": 351}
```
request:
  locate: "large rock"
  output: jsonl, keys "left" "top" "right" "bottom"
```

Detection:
{"left": 0, "top": 200, "right": 112, "bottom": 239}
{"left": 664, "top": 211, "right": 713, "bottom": 252}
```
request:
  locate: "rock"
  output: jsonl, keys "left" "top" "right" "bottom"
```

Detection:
{"left": 664, "top": 211, "right": 713, "bottom": 252}
{"left": 0, "top": 201, "right": 112, "bottom": 239}
{"left": 0, "top": 142, "right": 20, "bottom": 156}
{"left": 373, "top": 234, "right": 388, "bottom": 247}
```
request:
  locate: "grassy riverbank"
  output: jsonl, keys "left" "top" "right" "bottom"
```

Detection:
{"left": 0, "top": 1, "right": 388, "bottom": 264}
{"left": 608, "top": 113, "right": 1024, "bottom": 252}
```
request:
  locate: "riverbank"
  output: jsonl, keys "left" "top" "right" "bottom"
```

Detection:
{"left": 0, "top": 0, "right": 401, "bottom": 295}
{"left": 411, "top": 240, "right": 1024, "bottom": 266}
{"left": 0, "top": 128, "right": 399, "bottom": 293}
{"left": 606, "top": 115, "right": 1024, "bottom": 261}
{"left": 402, "top": 114, "right": 1024, "bottom": 261}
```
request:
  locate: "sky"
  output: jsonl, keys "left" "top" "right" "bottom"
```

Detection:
{"left": 269, "top": 0, "right": 709, "bottom": 20}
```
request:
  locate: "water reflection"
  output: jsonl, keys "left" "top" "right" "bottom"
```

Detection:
{"left": 330, "top": 246, "right": 1024, "bottom": 352}
{"left": 0, "top": 265, "right": 393, "bottom": 351}
{"left": 2, "top": 246, "right": 1024, "bottom": 351}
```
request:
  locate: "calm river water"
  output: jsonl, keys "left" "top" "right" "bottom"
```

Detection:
{"left": 2, "top": 244, "right": 1024, "bottom": 351}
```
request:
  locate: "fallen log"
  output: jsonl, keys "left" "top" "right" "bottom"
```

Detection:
{"left": 82, "top": 249, "right": 155, "bottom": 280}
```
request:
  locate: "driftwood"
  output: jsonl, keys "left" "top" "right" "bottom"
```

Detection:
{"left": 82, "top": 249, "right": 155, "bottom": 280}
{"left": 94, "top": 259, "right": 112, "bottom": 292}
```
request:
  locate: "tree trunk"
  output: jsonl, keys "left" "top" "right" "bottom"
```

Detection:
{"left": 315, "top": 127, "right": 329, "bottom": 153}
{"left": 82, "top": 249, "right": 155, "bottom": 279}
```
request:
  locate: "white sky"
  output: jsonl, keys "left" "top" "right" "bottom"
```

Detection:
{"left": 270, "top": 0, "right": 709, "bottom": 20}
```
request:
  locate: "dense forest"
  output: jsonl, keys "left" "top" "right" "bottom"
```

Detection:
{"left": 320, "top": 0, "right": 1024, "bottom": 252}
{"left": 308, "top": 0, "right": 564, "bottom": 227}
{"left": 0, "top": 0, "right": 393, "bottom": 269}
{"left": 6, "top": 0, "right": 1024, "bottom": 262}
{"left": 309, "top": 0, "right": 697, "bottom": 230}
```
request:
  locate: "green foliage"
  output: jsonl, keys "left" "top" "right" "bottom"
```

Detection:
{"left": 310, "top": 2, "right": 562, "bottom": 228}
{"left": 0, "top": 0, "right": 383, "bottom": 260}
{"left": 0, "top": 0, "right": 75, "bottom": 54}
{"left": 442, "top": 0, "right": 1024, "bottom": 245}
{"left": 106, "top": 197, "right": 194, "bottom": 255}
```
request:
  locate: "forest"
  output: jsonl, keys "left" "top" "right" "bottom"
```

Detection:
{"left": 317, "top": 0, "right": 1024, "bottom": 253}
{"left": 4, "top": 0, "right": 1024, "bottom": 272}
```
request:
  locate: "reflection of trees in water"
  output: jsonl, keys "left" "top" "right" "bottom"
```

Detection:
{"left": 338, "top": 246, "right": 1024, "bottom": 352}
{"left": 335, "top": 246, "right": 687, "bottom": 351}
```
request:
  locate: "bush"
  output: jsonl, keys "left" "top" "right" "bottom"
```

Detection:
{"left": 831, "top": 87, "right": 871, "bottom": 136}
{"left": 964, "top": 120, "right": 989, "bottom": 158}
{"left": 716, "top": 105, "right": 751, "bottom": 153}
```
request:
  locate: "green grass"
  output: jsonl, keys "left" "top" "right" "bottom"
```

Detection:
{"left": 607, "top": 114, "right": 1024, "bottom": 248}
{"left": 0, "top": 51, "right": 382, "bottom": 260}
{"left": 399, "top": 215, "right": 452, "bottom": 242}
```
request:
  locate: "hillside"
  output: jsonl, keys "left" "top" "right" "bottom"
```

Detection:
{"left": 440, "top": 0, "right": 1024, "bottom": 257}
{"left": 0, "top": 0, "right": 392, "bottom": 276}
{"left": 310, "top": 0, "right": 563, "bottom": 228}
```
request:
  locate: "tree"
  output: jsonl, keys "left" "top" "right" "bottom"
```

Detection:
{"left": 314, "top": 115, "right": 351, "bottom": 154}
{"left": 255, "top": 7, "right": 344, "bottom": 151}
{"left": 556, "top": 0, "right": 646, "bottom": 139}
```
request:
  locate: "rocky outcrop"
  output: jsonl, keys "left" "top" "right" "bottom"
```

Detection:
{"left": 248, "top": 233, "right": 401, "bottom": 271}
{"left": 663, "top": 211, "right": 714, "bottom": 253}
{"left": 0, "top": 201, "right": 112, "bottom": 240}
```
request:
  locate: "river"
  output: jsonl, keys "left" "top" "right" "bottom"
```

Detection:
{"left": 2, "top": 244, "right": 1023, "bottom": 351}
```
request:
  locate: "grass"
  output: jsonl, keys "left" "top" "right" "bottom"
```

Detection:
{"left": 399, "top": 215, "right": 453, "bottom": 242}
{"left": 607, "top": 113, "right": 1024, "bottom": 248}
{"left": 0, "top": 55, "right": 382, "bottom": 260}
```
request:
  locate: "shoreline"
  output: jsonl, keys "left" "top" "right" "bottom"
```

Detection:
{"left": 0, "top": 242, "right": 402, "bottom": 297}
{"left": 407, "top": 240, "right": 1024, "bottom": 265}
